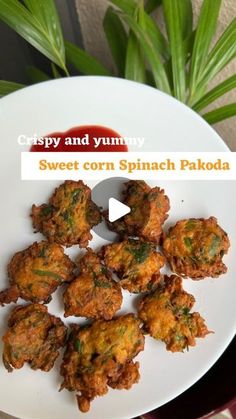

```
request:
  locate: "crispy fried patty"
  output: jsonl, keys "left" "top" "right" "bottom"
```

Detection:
{"left": 63, "top": 249, "right": 122, "bottom": 319}
{"left": 0, "top": 241, "right": 75, "bottom": 306}
{"left": 163, "top": 217, "right": 230, "bottom": 279}
{"left": 138, "top": 275, "right": 209, "bottom": 352}
{"left": 2, "top": 304, "right": 67, "bottom": 372}
{"left": 100, "top": 239, "right": 165, "bottom": 293}
{"left": 60, "top": 314, "right": 144, "bottom": 412}
{"left": 31, "top": 180, "right": 101, "bottom": 247}
{"left": 105, "top": 180, "right": 170, "bottom": 243}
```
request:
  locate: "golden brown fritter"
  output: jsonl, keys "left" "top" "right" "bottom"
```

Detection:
{"left": 31, "top": 180, "right": 101, "bottom": 248}
{"left": 106, "top": 180, "right": 170, "bottom": 243}
{"left": 0, "top": 241, "right": 75, "bottom": 306}
{"left": 100, "top": 239, "right": 165, "bottom": 293}
{"left": 162, "top": 217, "right": 230, "bottom": 279}
{"left": 60, "top": 314, "right": 144, "bottom": 412}
{"left": 2, "top": 304, "right": 67, "bottom": 372}
{"left": 63, "top": 249, "right": 122, "bottom": 319}
{"left": 107, "top": 360, "right": 140, "bottom": 390}
{"left": 138, "top": 275, "right": 210, "bottom": 352}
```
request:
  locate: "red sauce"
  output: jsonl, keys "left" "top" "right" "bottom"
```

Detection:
{"left": 30, "top": 125, "right": 128, "bottom": 152}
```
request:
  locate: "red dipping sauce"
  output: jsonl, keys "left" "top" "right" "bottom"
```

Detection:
{"left": 31, "top": 125, "right": 128, "bottom": 152}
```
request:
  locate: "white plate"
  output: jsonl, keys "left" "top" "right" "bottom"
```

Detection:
{"left": 0, "top": 77, "right": 235, "bottom": 419}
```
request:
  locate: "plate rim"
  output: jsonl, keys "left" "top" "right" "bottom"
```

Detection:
{"left": 0, "top": 75, "right": 234, "bottom": 419}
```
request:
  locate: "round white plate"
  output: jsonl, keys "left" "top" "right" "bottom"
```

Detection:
{"left": 0, "top": 77, "right": 235, "bottom": 419}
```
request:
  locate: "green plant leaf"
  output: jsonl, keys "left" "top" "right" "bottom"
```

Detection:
{"left": 110, "top": 0, "right": 169, "bottom": 60}
{"left": 197, "top": 18, "right": 236, "bottom": 91}
{"left": 0, "top": 80, "right": 25, "bottom": 97}
{"left": 178, "top": 0, "right": 193, "bottom": 39}
{"left": 103, "top": 6, "right": 128, "bottom": 76}
{"left": 165, "top": 30, "right": 195, "bottom": 91}
{"left": 65, "top": 41, "right": 111, "bottom": 76}
{"left": 146, "top": 69, "right": 155, "bottom": 86}
{"left": 27, "top": 66, "right": 50, "bottom": 83}
{"left": 162, "top": 0, "right": 186, "bottom": 101}
{"left": 51, "top": 63, "right": 61, "bottom": 78}
{"left": 145, "top": 0, "right": 161, "bottom": 14}
{"left": 189, "top": 0, "right": 222, "bottom": 96}
{"left": 0, "top": 0, "right": 68, "bottom": 73}
{"left": 144, "top": 12, "right": 170, "bottom": 60}
{"left": 23, "top": 0, "right": 65, "bottom": 66}
{"left": 203, "top": 103, "right": 236, "bottom": 124}
{"left": 125, "top": 4, "right": 146, "bottom": 84}
{"left": 119, "top": 11, "right": 171, "bottom": 93}
{"left": 183, "top": 30, "right": 195, "bottom": 63}
{"left": 109, "top": 0, "right": 135, "bottom": 15}
{"left": 193, "top": 75, "right": 236, "bottom": 112}
{"left": 125, "top": 31, "right": 146, "bottom": 83}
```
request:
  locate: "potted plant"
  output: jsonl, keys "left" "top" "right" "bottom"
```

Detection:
{"left": 0, "top": 0, "right": 235, "bottom": 125}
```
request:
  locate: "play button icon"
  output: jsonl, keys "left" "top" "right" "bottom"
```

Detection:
{"left": 91, "top": 176, "right": 130, "bottom": 241}
{"left": 108, "top": 198, "right": 130, "bottom": 222}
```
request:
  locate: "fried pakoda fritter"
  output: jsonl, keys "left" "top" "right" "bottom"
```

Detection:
{"left": 106, "top": 180, "right": 170, "bottom": 243}
{"left": 0, "top": 241, "right": 75, "bottom": 306}
{"left": 100, "top": 239, "right": 165, "bottom": 293}
{"left": 60, "top": 314, "right": 144, "bottom": 412}
{"left": 2, "top": 304, "right": 67, "bottom": 372}
{"left": 31, "top": 180, "right": 101, "bottom": 248}
{"left": 63, "top": 249, "right": 122, "bottom": 319}
{"left": 138, "top": 275, "right": 209, "bottom": 352}
{"left": 163, "top": 217, "right": 230, "bottom": 279}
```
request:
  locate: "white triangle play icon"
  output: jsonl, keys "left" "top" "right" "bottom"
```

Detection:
{"left": 108, "top": 198, "right": 131, "bottom": 222}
